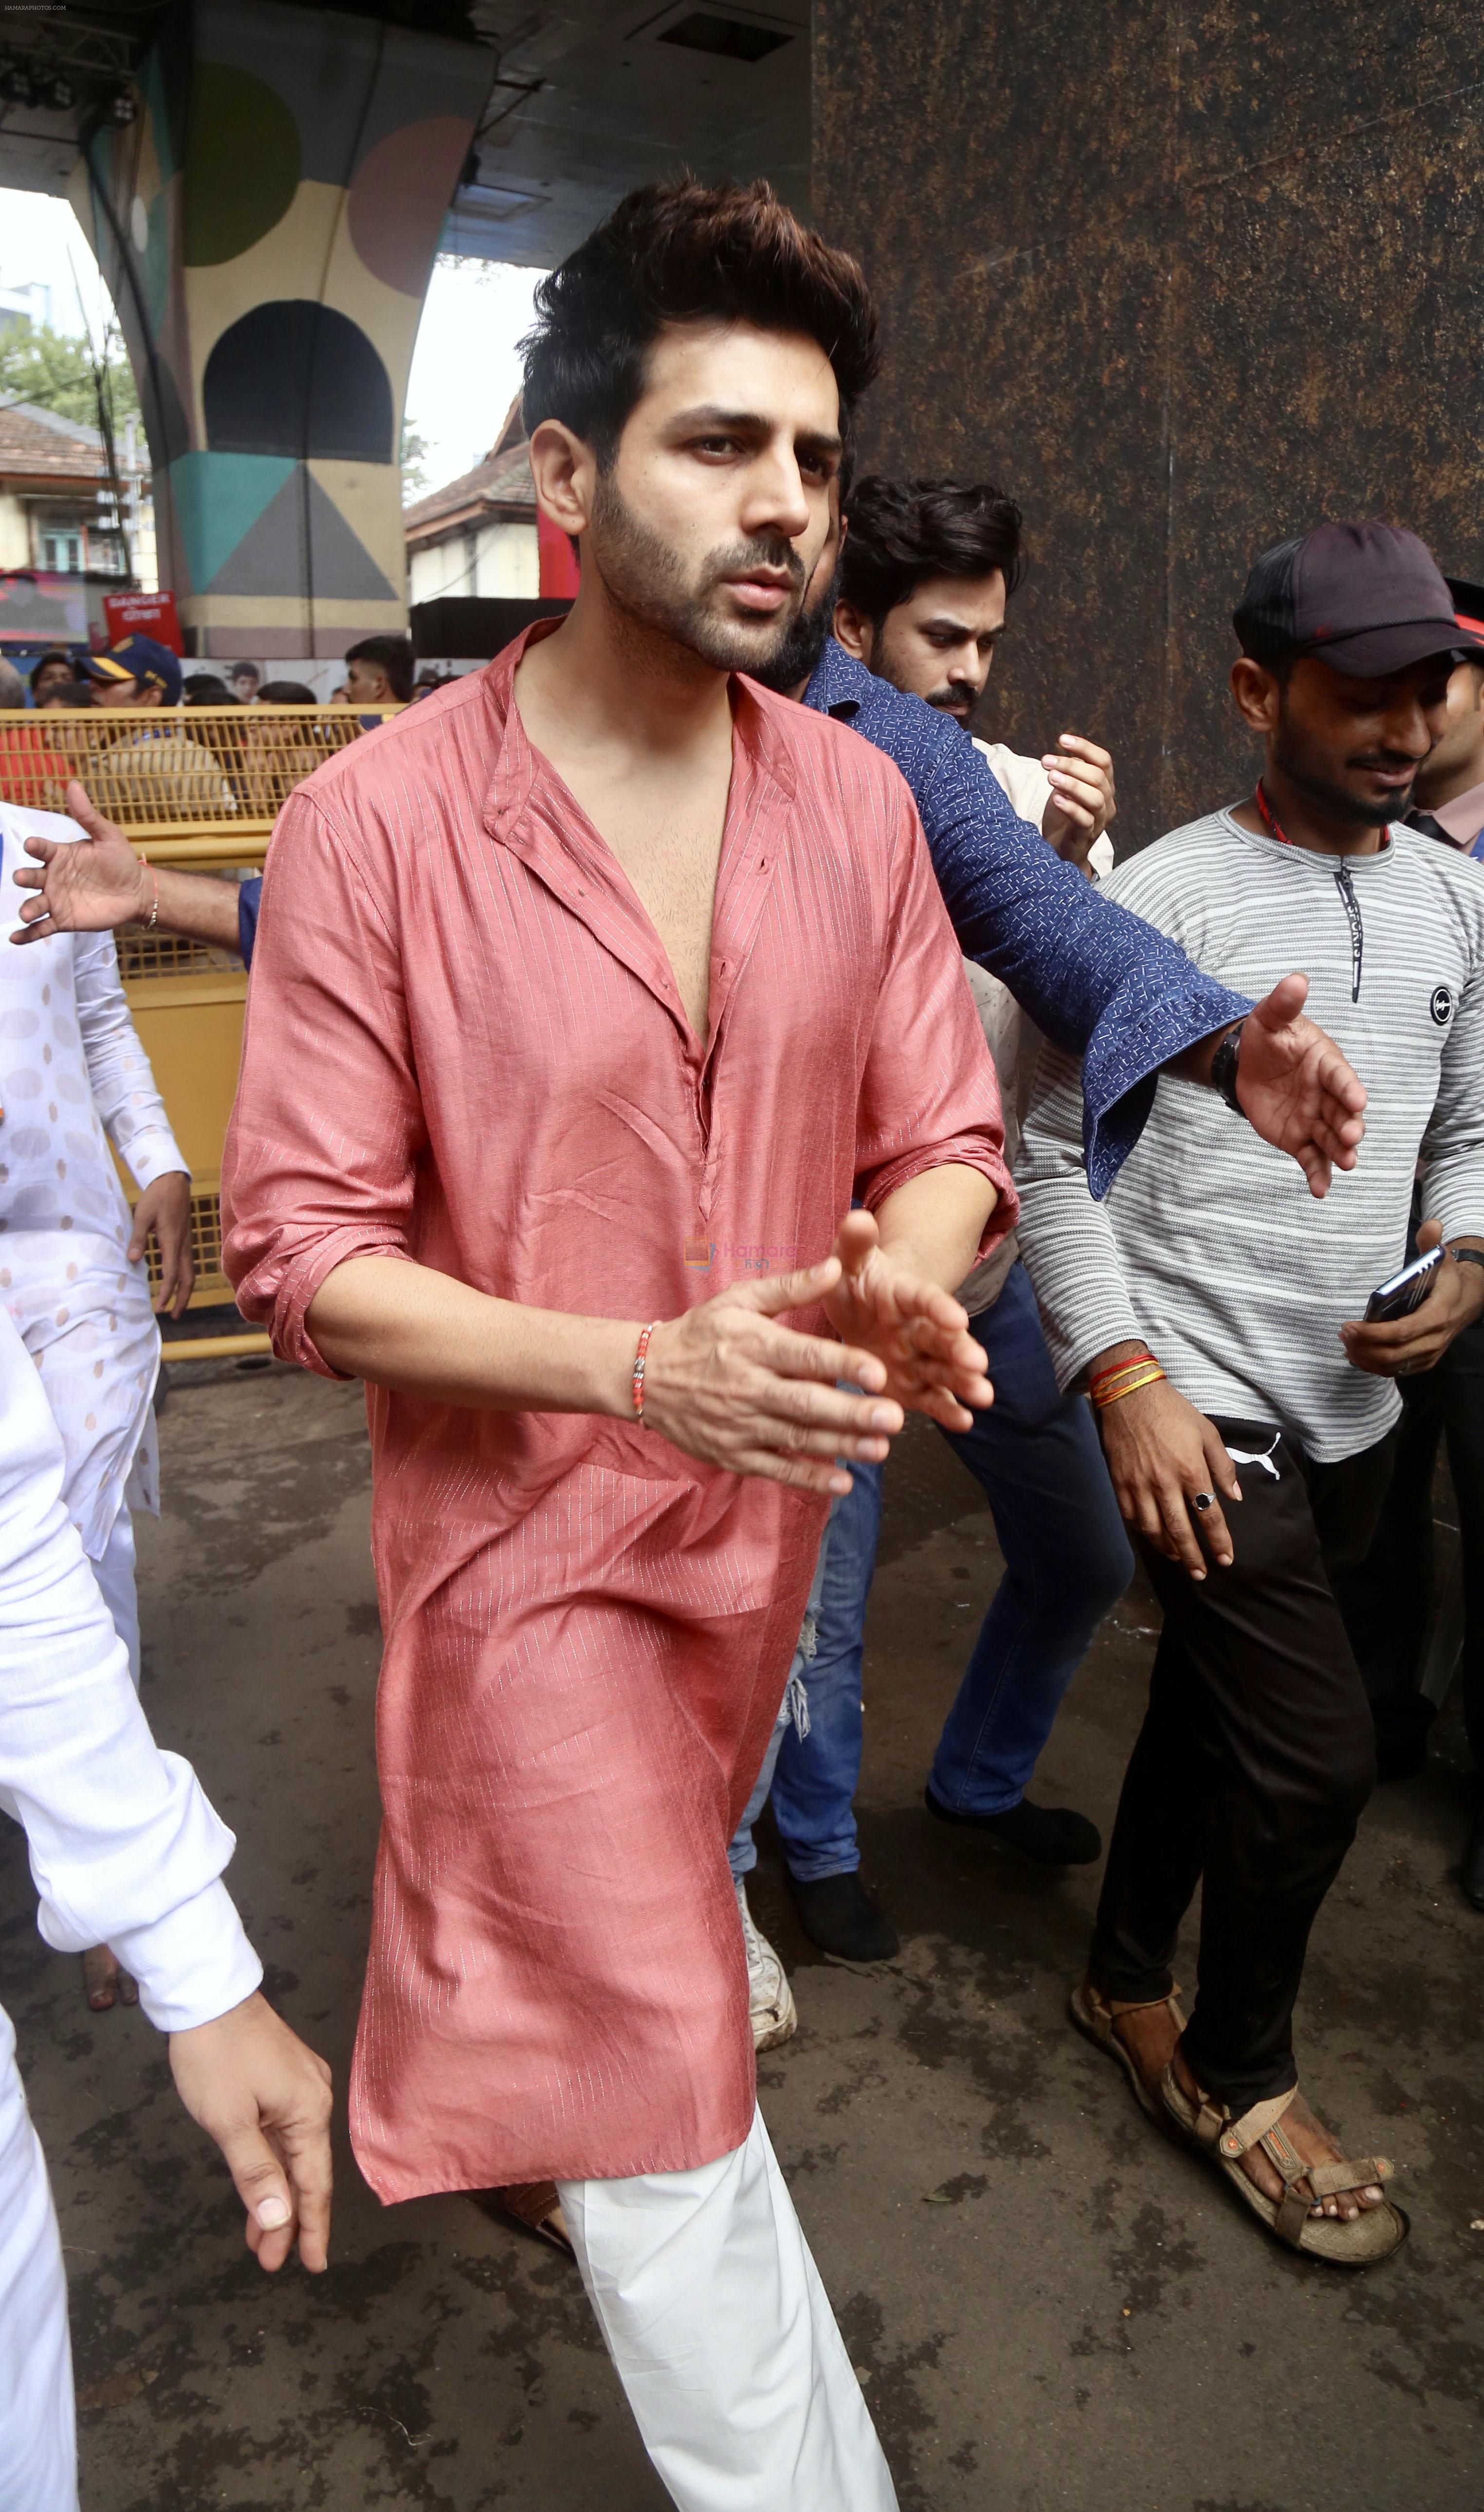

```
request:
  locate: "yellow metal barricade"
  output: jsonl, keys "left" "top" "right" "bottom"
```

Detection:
{"left": 0, "top": 704, "right": 402, "bottom": 1325}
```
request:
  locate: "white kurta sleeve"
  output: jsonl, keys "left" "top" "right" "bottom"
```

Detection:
{"left": 0, "top": 1307, "right": 260, "bottom": 2031}
{"left": 70, "top": 905, "right": 188, "bottom": 1191}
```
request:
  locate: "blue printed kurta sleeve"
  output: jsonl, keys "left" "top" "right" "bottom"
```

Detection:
{"left": 803, "top": 644, "right": 1250, "bottom": 1197}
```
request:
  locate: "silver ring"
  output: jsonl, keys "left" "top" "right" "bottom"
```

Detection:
{"left": 1191, "top": 1491, "right": 1215, "bottom": 1513}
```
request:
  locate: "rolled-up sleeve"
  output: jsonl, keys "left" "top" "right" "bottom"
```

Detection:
{"left": 855, "top": 788, "right": 1017, "bottom": 1265}
{"left": 222, "top": 791, "right": 423, "bottom": 1375}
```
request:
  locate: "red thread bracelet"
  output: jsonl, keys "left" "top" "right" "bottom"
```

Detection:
{"left": 631, "top": 1321, "right": 659, "bottom": 1420}
{"left": 1088, "top": 1347, "right": 1152, "bottom": 1396}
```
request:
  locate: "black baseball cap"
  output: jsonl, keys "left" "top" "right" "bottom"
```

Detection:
{"left": 1233, "top": 523, "right": 1484, "bottom": 678}
{"left": 78, "top": 633, "right": 182, "bottom": 704}
{"left": 1446, "top": 577, "right": 1484, "bottom": 643}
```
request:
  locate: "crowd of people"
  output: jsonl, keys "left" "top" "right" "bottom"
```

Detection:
{"left": 0, "top": 173, "right": 1480, "bottom": 2510}
{"left": 0, "top": 632, "right": 422, "bottom": 849}
{"left": 0, "top": 631, "right": 416, "bottom": 716}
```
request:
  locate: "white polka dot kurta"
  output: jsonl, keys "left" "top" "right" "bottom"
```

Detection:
{"left": 0, "top": 806, "right": 188, "bottom": 1558}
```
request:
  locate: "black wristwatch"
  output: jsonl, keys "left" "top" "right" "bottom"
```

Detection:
{"left": 1210, "top": 1020, "right": 1246, "bottom": 1118}
{"left": 1452, "top": 1247, "right": 1484, "bottom": 1278}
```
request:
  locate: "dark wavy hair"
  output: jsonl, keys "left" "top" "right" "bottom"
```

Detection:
{"left": 840, "top": 476, "right": 1025, "bottom": 627}
{"left": 521, "top": 175, "right": 880, "bottom": 471}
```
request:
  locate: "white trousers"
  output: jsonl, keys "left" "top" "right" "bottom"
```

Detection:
{"left": 559, "top": 2107, "right": 897, "bottom": 2512}
{"left": 0, "top": 1510, "right": 141, "bottom": 2509}
{"left": 90, "top": 1507, "right": 139, "bottom": 1691}
{"left": 0, "top": 2011, "right": 75, "bottom": 2512}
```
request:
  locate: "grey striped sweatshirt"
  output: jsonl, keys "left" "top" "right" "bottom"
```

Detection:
{"left": 1017, "top": 808, "right": 1484, "bottom": 1462}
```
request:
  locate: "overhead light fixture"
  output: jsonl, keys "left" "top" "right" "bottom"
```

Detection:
{"left": 42, "top": 70, "right": 77, "bottom": 112}
{"left": 108, "top": 87, "right": 137, "bottom": 126}
{"left": 0, "top": 62, "right": 37, "bottom": 108}
{"left": 657, "top": 11, "right": 791, "bottom": 60}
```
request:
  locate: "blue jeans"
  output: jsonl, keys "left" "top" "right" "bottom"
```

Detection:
{"left": 729, "top": 1262, "right": 1133, "bottom": 1879}
{"left": 929, "top": 1261, "right": 1134, "bottom": 1813}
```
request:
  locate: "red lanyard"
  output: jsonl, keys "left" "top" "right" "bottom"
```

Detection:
{"left": 1254, "top": 778, "right": 1390, "bottom": 854}
{"left": 1253, "top": 780, "right": 1290, "bottom": 845}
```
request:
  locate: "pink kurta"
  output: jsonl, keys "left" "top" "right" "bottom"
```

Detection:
{"left": 223, "top": 630, "right": 1013, "bottom": 2199}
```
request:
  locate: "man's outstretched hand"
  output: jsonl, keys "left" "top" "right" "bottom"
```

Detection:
{"left": 822, "top": 1208, "right": 992, "bottom": 1433}
{"left": 10, "top": 780, "right": 147, "bottom": 942}
{"left": 169, "top": 1990, "right": 333, "bottom": 2274}
{"left": 639, "top": 1208, "right": 992, "bottom": 1493}
{"left": 1182, "top": 974, "right": 1366, "bottom": 1198}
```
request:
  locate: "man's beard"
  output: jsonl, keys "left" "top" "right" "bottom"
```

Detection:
{"left": 588, "top": 472, "right": 806, "bottom": 675}
{"left": 923, "top": 684, "right": 970, "bottom": 718}
{"left": 1272, "top": 707, "right": 1413, "bottom": 826}
{"left": 748, "top": 551, "right": 845, "bottom": 694}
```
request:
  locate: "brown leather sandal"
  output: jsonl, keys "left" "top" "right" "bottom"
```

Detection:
{"left": 1159, "top": 2067, "right": 1408, "bottom": 2266}
{"left": 468, "top": 2181, "right": 575, "bottom": 2259}
{"left": 1069, "top": 1977, "right": 1187, "bottom": 2131}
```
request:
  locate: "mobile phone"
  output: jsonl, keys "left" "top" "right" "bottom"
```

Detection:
{"left": 1365, "top": 1245, "right": 1444, "bottom": 1323}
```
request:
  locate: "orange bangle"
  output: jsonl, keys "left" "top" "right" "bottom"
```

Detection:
{"left": 1091, "top": 1363, "right": 1166, "bottom": 1410}
{"left": 1089, "top": 1351, "right": 1154, "bottom": 1397}
{"left": 1092, "top": 1358, "right": 1164, "bottom": 1390}
{"left": 1090, "top": 1362, "right": 1154, "bottom": 1394}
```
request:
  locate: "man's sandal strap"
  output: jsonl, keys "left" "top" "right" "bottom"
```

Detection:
{"left": 1308, "top": 2156, "right": 1394, "bottom": 2198}
{"left": 1273, "top": 2184, "right": 1311, "bottom": 2246}
{"left": 1211, "top": 2087, "right": 1298, "bottom": 2157}
{"left": 1103, "top": 1984, "right": 1183, "bottom": 2021}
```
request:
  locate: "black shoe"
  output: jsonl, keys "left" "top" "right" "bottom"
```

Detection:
{"left": 924, "top": 1782, "right": 1102, "bottom": 1866}
{"left": 787, "top": 1871, "right": 900, "bottom": 1964}
{"left": 1462, "top": 1792, "right": 1484, "bottom": 1913}
{"left": 1372, "top": 1696, "right": 1435, "bottom": 1783}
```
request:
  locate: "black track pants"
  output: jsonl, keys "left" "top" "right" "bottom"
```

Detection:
{"left": 1090, "top": 1417, "right": 1397, "bottom": 2112}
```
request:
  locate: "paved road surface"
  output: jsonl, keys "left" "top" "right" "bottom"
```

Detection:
{"left": 3, "top": 1360, "right": 1480, "bottom": 2511}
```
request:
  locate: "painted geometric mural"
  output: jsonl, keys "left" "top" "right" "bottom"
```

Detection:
{"left": 73, "top": 0, "right": 493, "bottom": 656}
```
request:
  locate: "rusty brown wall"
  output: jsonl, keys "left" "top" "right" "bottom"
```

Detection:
{"left": 813, "top": 4, "right": 1484, "bottom": 850}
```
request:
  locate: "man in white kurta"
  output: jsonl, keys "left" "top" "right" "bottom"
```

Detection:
{"left": 0, "top": 1300, "right": 332, "bottom": 2510}
{"left": 0, "top": 799, "right": 192, "bottom": 1684}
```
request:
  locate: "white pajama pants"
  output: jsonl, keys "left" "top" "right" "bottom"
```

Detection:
{"left": 90, "top": 1508, "right": 140, "bottom": 1692}
{"left": 0, "top": 2010, "right": 75, "bottom": 2512}
{"left": 559, "top": 2107, "right": 897, "bottom": 2512}
{"left": 0, "top": 1521, "right": 137, "bottom": 2511}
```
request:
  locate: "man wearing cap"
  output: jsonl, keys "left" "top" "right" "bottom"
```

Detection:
{"left": 79, "top": 635, "right": 236, "bottom": 823}
{"left": 1335, "top": 572, "right": 1484, "bottom": 1902}
{"left": 80, "top": 631, "right": 182, "bottom": 710}
{"left": 1405, "top": 576, "right": 1484, "bottom": 862}
{"left": 1017, "top": 523, "right": 1484, "bottom": 2265}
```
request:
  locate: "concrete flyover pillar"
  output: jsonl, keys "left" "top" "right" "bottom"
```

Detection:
{"left": 73, "top": 0, "right": 494, "bottom": 658}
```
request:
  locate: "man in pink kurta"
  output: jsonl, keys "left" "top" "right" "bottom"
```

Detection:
{"left": 223, "top": 627, "right": 1012, "bottom": 2200}
{"left": 225, "top": 173, "right": 1013, "bottom": 2512}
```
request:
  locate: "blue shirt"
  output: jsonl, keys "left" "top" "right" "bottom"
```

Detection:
{"left": 236, "top": 643, "right": 1250, "bottom": 1198}
{"left": 801, "top": 639, "right": 1249, "bottom": 1195}
{"left": 238, "top": 875, "right": 262, "bottom": 967}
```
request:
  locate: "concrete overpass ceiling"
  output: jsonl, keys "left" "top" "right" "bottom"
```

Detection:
{"left": 0, "top": 0, "right": 153, "bottom": 199}
{"left": 449, "top": 2, "right": 811, "bottom": 268}
{"left": 0, "top": 1, "right": 808, "bottom": 271}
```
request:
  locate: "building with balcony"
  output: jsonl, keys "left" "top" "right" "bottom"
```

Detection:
{"left": 0, "top": 397, "right": 153, "bottom": 587}
{"left": 403, "top": 399, "right": 537, "bottom": 611}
